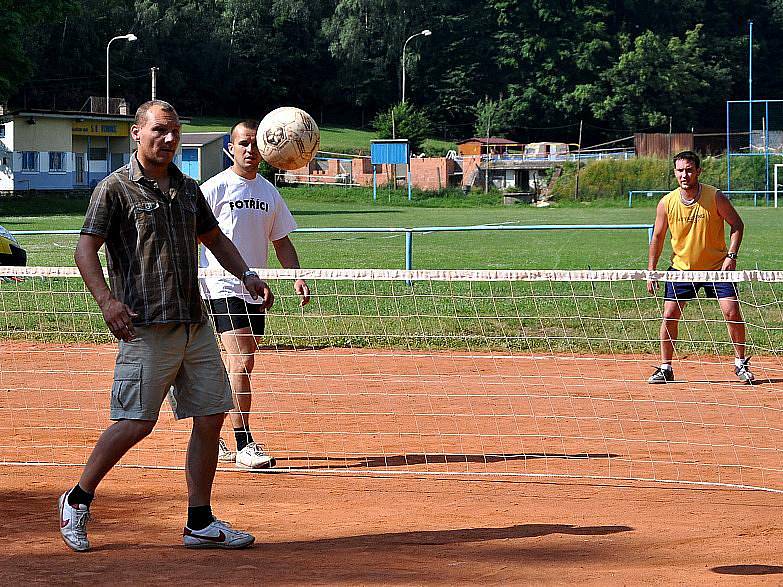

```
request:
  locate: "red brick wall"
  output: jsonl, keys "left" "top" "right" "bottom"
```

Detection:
{"left": 285, "top": 156, "right": 465, "bottom": 189}
{"left": 409, "top": 157, "right": 455, "bottom": 190}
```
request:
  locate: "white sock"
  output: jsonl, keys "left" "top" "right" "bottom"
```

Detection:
{"left": 735, "top": 357, "right": 747, "bottom": 367}
{"left": 660, "top": 364, "right": 672, "bottom": 371}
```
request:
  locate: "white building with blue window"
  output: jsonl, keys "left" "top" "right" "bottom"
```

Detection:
{"left": 0, "top": 109, "right": 135, "bottom": 193}
{"left": 179, "top": 132, "right": 230, "bottom": 183}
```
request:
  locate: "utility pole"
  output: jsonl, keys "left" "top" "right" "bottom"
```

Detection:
{"left": 574, "top": 119, "right": 583, "bottom": 200}
{"left": 150, "top": 67, "right": 159, "bottom": 100}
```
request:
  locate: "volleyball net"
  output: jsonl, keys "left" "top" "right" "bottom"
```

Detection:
{"left": 1, "top": 267, "right": 781, "bottom": 493}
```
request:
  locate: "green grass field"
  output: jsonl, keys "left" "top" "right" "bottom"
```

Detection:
{"left": 4, "top": 191, "right": 782, "bottom": 270}
{"left": 2, "top": 193, "right": 781, "bottom": 353}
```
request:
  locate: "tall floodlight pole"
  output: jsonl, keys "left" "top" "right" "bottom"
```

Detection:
{"left": 106, "top": 33, "right": 138, "bottom": 113}
{"left": 401, "top": 29, "right": 431, "bottom": 103}
{"left": 748, "top": 20, "right": 753, "bottom": 150}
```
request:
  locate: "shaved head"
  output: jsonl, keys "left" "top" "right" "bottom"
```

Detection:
{"left": 230, "top": 120, "right": 259, "bottom": 143}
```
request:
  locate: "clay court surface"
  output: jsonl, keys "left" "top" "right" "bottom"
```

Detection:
{"left": 1, "top": 342, "right": 782, "bottom": 584}
{"left": 2, "top": 466, "right": 782, "bottom": 585}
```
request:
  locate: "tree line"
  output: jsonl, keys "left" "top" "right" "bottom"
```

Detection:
{"left": 4, "top": 0, "right": 782, "bottom": 145}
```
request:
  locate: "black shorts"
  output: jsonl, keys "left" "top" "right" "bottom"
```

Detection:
{"left": 205, "top": 297, "right": 266, "bottom": 335}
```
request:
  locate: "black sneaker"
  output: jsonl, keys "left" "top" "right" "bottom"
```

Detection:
{"left": 648, "top": 367, "right": 674, "bottom": 384}
{"left": 735, "top": 359, "right": 755, "bottom": 384}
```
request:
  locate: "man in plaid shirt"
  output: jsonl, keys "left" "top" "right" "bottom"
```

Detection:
{"left": 58, "top": 100, "right": 269, "bottom": 551}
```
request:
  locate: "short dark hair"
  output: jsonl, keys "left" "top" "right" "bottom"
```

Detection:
{"left": 673, "top": 150, "right": 700, "bottom": 168}
{"left": 230, "top": 119, "right": 259, "bottom": 142}
{"left": 134, "top": 100, "right": 178, "bottom": 128}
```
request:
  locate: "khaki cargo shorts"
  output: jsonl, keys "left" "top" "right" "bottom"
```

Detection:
{"left": 110, "top": 323, "right": 234, "bottom": 421}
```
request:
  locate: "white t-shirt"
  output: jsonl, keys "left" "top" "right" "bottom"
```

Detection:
{"left": 199, "top": 168, "right": 297, "bottom": 302}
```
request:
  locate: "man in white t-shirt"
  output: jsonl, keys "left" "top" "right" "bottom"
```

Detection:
{"left": 200, "top": 120, "right": 310, "bottom": 469}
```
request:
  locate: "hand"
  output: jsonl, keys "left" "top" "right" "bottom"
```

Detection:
{"left": 646, "top": 268, "right": 659, "bottom": 295}
{"left": 294, "top": 278, "right": 311, "bottom": 307}
{"left": 99, "top": 297, "right": 139, "bottom": 341}
{"left": 244, "top": 275, "right": 274, "bottom": 310}
{"left": 721, "top": 257, "right": 737, "bottom": 271}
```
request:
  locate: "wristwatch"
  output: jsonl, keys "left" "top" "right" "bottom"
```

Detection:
{"left": 241, "top": 270, "right": 259, "bottom": 284}
{"left": 727, "top": 252, "right": 738, "bottom": 260}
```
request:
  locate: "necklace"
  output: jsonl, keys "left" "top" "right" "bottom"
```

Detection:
{"left": 680, "top": 183, "right": 701, "bottom": 205}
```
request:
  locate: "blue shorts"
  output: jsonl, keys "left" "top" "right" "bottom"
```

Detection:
{"left": 663, "top": 268, "right": 739, "bottom": 301}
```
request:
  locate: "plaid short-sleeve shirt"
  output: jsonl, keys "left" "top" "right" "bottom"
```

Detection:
{"left": 81, "top": 154, "right": 219, "bottom": 325}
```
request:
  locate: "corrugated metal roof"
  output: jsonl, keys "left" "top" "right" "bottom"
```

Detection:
{"left": 181, "top": 132, "right": 227, "bottom": 146}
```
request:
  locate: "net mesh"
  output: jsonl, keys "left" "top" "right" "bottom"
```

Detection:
{"left": 1, "top": 267, "right": 781, "bottom": 492}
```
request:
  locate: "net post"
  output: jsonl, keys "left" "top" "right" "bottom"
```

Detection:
{"left": 628, "top": 191, "right": 633, "bottom": 208}
{"left": 405, "top": 230, "right": 413, "bottom": 285}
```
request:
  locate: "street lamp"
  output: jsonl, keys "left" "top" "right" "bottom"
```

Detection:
{"left": 401, "top": 29, "right": 431, "bottom": 104}
{"left": 106, "top": 33, "right": 138, "bottom": 113}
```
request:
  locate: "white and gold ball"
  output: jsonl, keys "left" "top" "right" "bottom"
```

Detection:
{"left": 257, "top": 107, "right": 320, "bottom": 170}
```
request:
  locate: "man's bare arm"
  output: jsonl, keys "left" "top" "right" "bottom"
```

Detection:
{"left": 273, "top": 236, "right": 310, "bottom": 306}
{"left": 74, "top": 233, "right": 138, "bottom": 341}
{"left": 715, "top": 190, "right": 744, "bottom": 271}
{"left": 647, "top": 199, "right": 669, "bottom": 294}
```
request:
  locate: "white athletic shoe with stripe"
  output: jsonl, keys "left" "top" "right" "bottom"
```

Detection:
{"left": 235, "top": 442, "right": 276, "bottom": 469}
{"left": 183, "top": 518, "right": 255, "bottom": 549}
{"left": 735, "top": 358, "right": 755, "bottom": 384}
{"left": 58, "top": 491, "right": 91, "bottom": 552}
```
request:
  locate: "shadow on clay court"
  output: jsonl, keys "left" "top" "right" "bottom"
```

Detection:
{"left": 712, "top": 565, "right": 783, "bottom": 576}
{"left": 256, "top": 344, "right": 333, "bottom": 351}
{"left": 275, "top": 452, "right": 618, "bottom": 470}
{"left": 269, "top": 523, "right": 635, "bottom": 548}
{"left": 690, "top": 378, "right": 783, "bottom": 385}
{"left": 78, "top": 523, "right": 634, "bottom": 553}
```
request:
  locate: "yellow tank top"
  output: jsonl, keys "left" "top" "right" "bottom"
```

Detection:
{"left": 663, "top": 184, "right": 727, "bottom": 270}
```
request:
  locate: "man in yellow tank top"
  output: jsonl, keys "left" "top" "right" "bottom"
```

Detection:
{"left": 647, "top": 151, "right": 754, "bottom": 384}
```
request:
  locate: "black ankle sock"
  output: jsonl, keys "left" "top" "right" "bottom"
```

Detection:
{"left": 187, "top": 505, "right": 213, "bottom": 530}
{"left": 68, "top": 484, "right": 94, "bottom": 508}
{"left": 234, "top": 427, "right": 254, "bottom": 452}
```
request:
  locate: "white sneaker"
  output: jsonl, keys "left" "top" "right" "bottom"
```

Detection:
{"left": 735, "top": 358, "right": 756, "bottom": 384}
{"left": 58, "top": 491, "right": 90, "bottom": 552}
{"left": 183, "top": 518, "right": 255, "bottom": 549}
{"left": 235, "top": 442, "right": 276, "bottom": 469}
{"left": 217, "top": 438, "right": 236, "bottom": 463}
